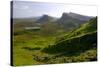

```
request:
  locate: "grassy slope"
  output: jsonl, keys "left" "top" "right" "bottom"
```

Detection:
{"left": 13, "top": 17, "right": 97, "bottom": 66}
{"left": 56, "top": 17, "right": 97, "bottom": 42}
{"left": 41, "top": 17, "right": 97, "bottom": 63}
{"left": 67, "top": 17, "right": 97, "bottom": 37}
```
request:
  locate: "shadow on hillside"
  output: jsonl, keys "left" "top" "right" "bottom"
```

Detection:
{"left": 41, "top": 32, "right": 97, "bottom": 55}
{"left": 22, "top": 47, "right": 41, "bottom": 51}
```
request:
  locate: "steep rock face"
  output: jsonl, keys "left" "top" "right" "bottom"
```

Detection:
{"left": 59, "top": 13, "right": 73, "bottom": 21}
{"left": 57, "top": 13, "right": 86, "bottom": 30}
{"left": 68, "top": 12, "right": 93, "bottom": 21}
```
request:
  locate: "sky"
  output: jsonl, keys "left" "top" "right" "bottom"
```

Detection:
{"left": 12, "top": 1, "right": 97, "bottom": 18}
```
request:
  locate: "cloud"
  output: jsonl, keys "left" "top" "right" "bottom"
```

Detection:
{"left": 13, "top": 3, "right": 29, "bottom": 10}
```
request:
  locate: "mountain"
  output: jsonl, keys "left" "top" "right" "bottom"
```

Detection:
{"left": 68, "top": 12, "right": 93, "bottom": 21}
{"left": 42, "top": 17, "right": 97, "bottom": 54}
{"left": 56, "top": 12, "right": 93, "bottom": 30}
{"left": 35, "top": 15, "right": 57, "bottom": 24}
{"left": 13, "top": 12, "right": 94, "bottom": 33}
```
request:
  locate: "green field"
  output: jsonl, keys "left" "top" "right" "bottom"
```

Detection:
{"left": 13, "top": 27, "right": 67, "bottom": 66}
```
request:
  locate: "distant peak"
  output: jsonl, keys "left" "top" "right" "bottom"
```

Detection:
{"left": 62, "top": 12, "right": 69, "bottom": 15}
{"left": 69, "top": 12, "right": 82, "bottom": 16}
{"left": 69, "top": 12, "right": 75, "bottom": 14}
{"left": 42, "top": 14, "right": 50, "bottom": 17}
{"left": 61, "top": 13, "right": 68, "bottom": 17}
{"left": 69, "top": 12, "right": 90, "bottom": 17}
{"left": 62, "top": 12, "right": 78, "bottom": 15}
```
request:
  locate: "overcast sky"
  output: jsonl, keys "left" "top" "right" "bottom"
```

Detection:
{"left": 12, "top": 1, "right": 97, "bottom": 18}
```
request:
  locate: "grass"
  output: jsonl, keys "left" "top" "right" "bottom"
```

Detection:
{"left": 13, "top": 30, "right": 97, "bottom": 66}
{"left": 13, "top": 30, "right": 58, "bottom": 66}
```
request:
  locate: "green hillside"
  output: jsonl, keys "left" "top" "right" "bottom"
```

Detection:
{"left": 42, "top": 17, "right": 97, "bottom": 59}
{"left": 56, "top": 17, "right": 97, "bottom": 42}
{"left": 67, "top": 17, "right": 97, "bottom": 38}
